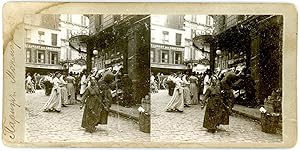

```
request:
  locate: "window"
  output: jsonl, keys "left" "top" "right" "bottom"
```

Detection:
{"left": 67, "top": 29, "right": 73, "bottom": 39}
{"left": 26, "top": 49, "right": 31, "bottom": 62}
{"left": 67, "top": 14, "right": 72, "bottom": 23}
{"left": 161, "top": 50, "right": 169, "bottom": 63}
{"left": 162, "top": 31, "right": 169, "bottom": 42}
{"left": 25, "top": 29, "right": 31, "bottom": 41}
{"left": 38, "top": 31, "right": 45, "bottom": 43}
{"left": 50, "top": 52, "right": 58, "bottom": 64}
{"left": 206, "top": 16, "right": 212, "bottom": 26}
{"left": 150, "top": 49, "right": 155, "bottom": 63}
{"left": 51, "top": 33, "right": 58, "bottom": 46}
{"left": 151, "top": 29, "right": 155, "bottom": 41}
{"left": 175, "top": 33, "right": 182, "bottom": 45}
{"left": 81, "top": 16, "right": 87, "bottom": 26}
{"left": 191, "top": 15, "right": 197, "bottom": 22}
{"left": 37, "top": 50, "right": 45, "bottom": 63}
{"left": 174, "top": 52, "right": 182, "bottom": 64}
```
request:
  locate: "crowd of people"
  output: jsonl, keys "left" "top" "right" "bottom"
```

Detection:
{"left": 152, "top": 67, "right": 256, "bottom": 133}
{"left": 25, "top": 67, "right": 135, "bottom": 133}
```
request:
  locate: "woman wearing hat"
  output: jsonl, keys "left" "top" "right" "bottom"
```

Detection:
{"left": 43, "top": 72, "right": 62, "bottom": 112}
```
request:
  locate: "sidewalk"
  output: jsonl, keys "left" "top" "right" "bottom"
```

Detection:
{"left": 232, "top": 104, "right": 282, "bottom": 129}
{"left": 232, "top": 104, "right": 261, "bottom": 121}
{"left": 109, "top": 104, "right": 140, "bottom": 121}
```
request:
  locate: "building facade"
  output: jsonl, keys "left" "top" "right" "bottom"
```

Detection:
{"left": 87, "top": 15, "right": 150, "bottom": 105}
{"left": 150, "top": 15, "right": 213, "bottom": 74}
{"left": 59, "top": 14, "right": 89, "bottom": 73}
{"left": 59, "top": 14, "right": 89, "bottom": 61}
{"left": 24, "top": 14, "right": 63, "bottom": 75}
{"left": 150, "top": 15, "right": 186, "bottom": 74}
{"left": 212, "top": 15, "right": 283, "bottom": 105}
{"left": 184, "top": 15, "right": 213, "bottom": 73}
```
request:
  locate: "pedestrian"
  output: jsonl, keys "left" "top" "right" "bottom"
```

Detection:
{"left": 32, "top": 73, "right": 37, "bottom": 92}
{"left": 156, "top": 73, "right": 161, "bottom": 90}
{"left": 189, "top": 72, "right": 199, "bottom": 105}
{"left": 25, "top": 73, "right": 34, "bottom": 93}
{"left": 203, "top": 70, "right": 211, "bottom": 95}
{"left": 182, "top": 73, "right": 191, "bottom": 107}
{"left": 66, "top": 72, "right": 76, "bottom": 105}
{"left": 150, "top": 72, "right": 158, "bottom": 93}
{"left": 165, "top": 73, "right": 185, "bottom": 112}
{"left": 219, "top": 70, "right": 239, "bottom": 125}
{"left": 201, "top": 76, "right": 224, "bottom": 133}
{"left": 43, "top": 72, "right": 62, "bottom": 112}
{"left": 74, "top": 73, "right": 81, "bottom": 101}
{"left": 80, "top": 70, "right": 87, "bottom": 97}
{"left": 80, "top": 75, "right": 113, "bottom": 133}
{"left": 60, "top": 73, "right": 68, "bottom": 107}
{"left": 43, "top": 72, "right": 53, "bottom": 96}
{"left": 166, "top": 73, "right": 176, "bottom": 96}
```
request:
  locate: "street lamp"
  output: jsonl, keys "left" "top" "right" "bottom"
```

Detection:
{"left": 216, "top": 49, "right": 222, "bottom": 56}
{"left": 93, "top": 49, "right": 99, "bottom": 56}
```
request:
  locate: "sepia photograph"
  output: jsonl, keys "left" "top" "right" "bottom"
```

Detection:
{"left": 23, "top": 14, "right": 151, "bottom": 142}
{"left": 2, "top": 2, "right": 297, "bottom": 148}
{"left": 150, "top": 15, "right": 283, "bottom": 143}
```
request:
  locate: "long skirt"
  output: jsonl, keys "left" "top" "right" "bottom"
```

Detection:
{"left": 165, "top": 87, "right": 184, "bottom": 112}
{"left": 61, "top": 86, "right": 68, "bottom": 105}
{"left": 80, "top": 84, "right": 87, "bottom": 95}
{"left": 167, "top": 81, "right": 175, "bottom": 96}
{"left": 182, "top": 86, "right": 191, "bottom": 105}
{"left": 81, "top": 97, "right": 108, "bottom": 131}
{"left": 190, "top": 83, "right": 199, "bottom": 105}
{"left": 219, "top": 89, "right": 234, "bottom": 125}
{"left": 43, "top": 87, "right": 62, "bottom": 112}
{"left": 203, "top": 96, "right": 224, "bottom": 130}
{"left": 203, "top": 84, "right": 209, "bottom": 95}
{"left": 66, "top": 83, "right": 76, "bottom": 105}
{"left": 44, "top": 81, "right": 52, "bottom": 96}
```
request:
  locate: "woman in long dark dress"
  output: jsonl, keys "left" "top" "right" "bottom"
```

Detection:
{"left": 80, "top": 74, "right": 113, "bottom": 133}
{"left": 202, "top": 76, "right": 224, "bottom": 133}
{"left": 80, "top": 77, "right": 102, "bottom": 132}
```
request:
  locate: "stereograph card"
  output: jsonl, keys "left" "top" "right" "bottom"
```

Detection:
{"left": 2, "top": 2, "right": 297, "bottom": 148}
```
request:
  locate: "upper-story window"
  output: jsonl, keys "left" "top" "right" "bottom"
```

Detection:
{"left": 67, "top": 14, "right": 72, "bottom": 23}
{"left": 191, "top": 15, "right": 197, "bottom": 22}
{"left": 25, "top": 29, "right": 31, "bottom": 41}
{"left": 206, "top": 16, "right": 212, "bottom": 26}
{"left": 38, "top": 31, "right": 45, "bottom": 43}
{"left": 151, "top": 29, "right": 155, "bottom": 41}
{"left": 162, "top": 31, "right": 169, "bottom": 43}
{"left": 175, "top": 33, "right": 182, "bottom": 45}
{"left": 81, "top": 16, "right": 87, "bottom": 26}
{"left": 51, "top": 33, "right": 58, "bottom": 46}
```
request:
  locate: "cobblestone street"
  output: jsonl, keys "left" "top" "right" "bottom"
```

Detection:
{"left": 25, "top": 90, "right": 150, "bottom": 143}
{"left": 151, "top": 90, "right": 282, "bottom": 143}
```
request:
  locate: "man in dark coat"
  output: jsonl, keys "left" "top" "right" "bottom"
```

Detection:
{"left": 219, "top": 71, "right": 239, "bottom": 125}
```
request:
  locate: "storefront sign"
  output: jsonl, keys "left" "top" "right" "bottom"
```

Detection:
{"left": 151, "top": 43, "right": 184, "bottom": 51}
{"left": 26, "top": 43, "right": 60, "bottom": 51}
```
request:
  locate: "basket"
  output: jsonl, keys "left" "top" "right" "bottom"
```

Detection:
{"left": 261, "top": 112, "right": 279, "bottom": 134}
{"left": 139, "top": 112, "right": 150, "bottom": 133}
